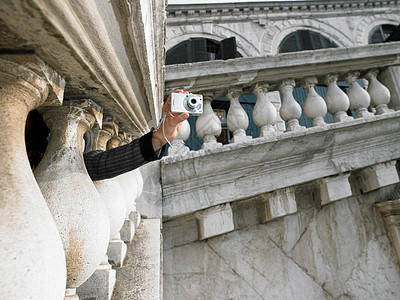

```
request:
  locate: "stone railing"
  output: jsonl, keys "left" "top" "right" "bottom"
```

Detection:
{"left": 162, "top": 43, "right": 400, "bottom": 249}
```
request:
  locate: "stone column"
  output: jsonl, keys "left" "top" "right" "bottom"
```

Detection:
{"left": 324, "top": 74, "right": 353, "bottom": 123}
{"left": 34, "top": 99, "right": 110, "bottom": 300}
{"left": 302, "top": 76, "right": 327, "bottom": 126}
{"left": 365, "top": 70, "right": 391, "bottom": 115}
{"left": 375, "top": 200, "right": 400, "bottom": 267}
{"left": 226, "top": 88, "right": 252, "bottom": 143}
{"left": 379, "top": 66, "right": 400, "bottom": 111}
{"left": 346, "top": 72, "right": 374, "bottom": 119}
{"left": 0, "top": 58, "right": 66, "bottom": 299}
{"left": 196, "top": 92, "right": 222, "bottom": 149}
{"left": 252, "top": 83, "right": 278, "bottom": 138}
{"left": 168, "top": 119, "right": 191, "bottom": 156}
{"left": 278, "top": 79, "right": 305, "bottom": 132}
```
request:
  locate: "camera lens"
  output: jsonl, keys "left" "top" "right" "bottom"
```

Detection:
{"left": 187, "top": 97, "right": 198, "bottom": 109}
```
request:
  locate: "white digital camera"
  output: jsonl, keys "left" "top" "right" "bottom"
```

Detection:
{"left": 170, "top": 93, "right": 203, "bottom": 116}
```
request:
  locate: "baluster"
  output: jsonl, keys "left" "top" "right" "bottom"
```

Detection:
{"left": 302, "top": 76, "right": 327, "bottom": 126}
{"left": 0, "top": 58, "right": 66, "bottom": 299}
{"left": 324, "top": 74, "right": 353, "bottom": 123}
{"left": 118, "top": 168, "right": 143, "bottom": 243}
{"left": 346, "top": 73, "right": 374, "bottom": 118}
{"left": 278, "top": 79, "right": 305, "bottom": 132}
{"left": 226, "top": 88, "right": 252, "bottom": 143}
{"left": 252, "top": 83, "right": 278, "bottom": 138}
{"left": 168, "top": 118, "right": 191, "bottom": 156}
{"left": 34, "top": 99, "right": 110, "bottom": 300}
{"left": 365, "top": 70, "right": 391, "bottom": 115}
{"left": 196, "top": 92, "right": 222, "bottom": 149}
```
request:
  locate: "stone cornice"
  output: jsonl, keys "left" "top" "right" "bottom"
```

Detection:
{"left": 164, "top": 42, "right": 400, "bottom": 96}
{"left": 166, "top": 0, "right": 400, "bottom": 23}
{"left": 161, "top": 111, "right": 400, "bottom": 219}
{"left": 0, "top": 0, "right": 166, "bottom": 136}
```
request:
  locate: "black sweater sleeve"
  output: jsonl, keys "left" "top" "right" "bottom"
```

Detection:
{"left": 84, "top": 131, "right": 165, "bottom": 181}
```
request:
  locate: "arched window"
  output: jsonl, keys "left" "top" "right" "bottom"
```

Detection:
{"left": 369, "top": 24, "right": 398, "bottom": 44}
{"left": 279, "top": 30, "right": 338, "bottom": 53}
{"left": 166, "top": 37, "right": 241, "bottom": 65}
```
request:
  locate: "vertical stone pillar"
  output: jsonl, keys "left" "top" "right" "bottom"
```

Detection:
{"left": 196, "top": 92, "right": 222, "bottom": 149}
{"left": 346, "top": 72, "right": 374, "bottom": 119}
{"left": 324, "top": 74, "right": 353, "bottom": 123}
{"left": 168, "top": 119, "right": 191, "bottom": 156}
{"left": 0, "top": 58, "right": 66, "bottom": 299}
{"left": 252, "top": 83, "right": 278, "bottom": 138}
{"left": 302, "top": 76, "right": 327, "bottom": 126}
{"left": 226, "top": 87, "right": 252, "bottom": 143}
{"left": 375, "top": 200, "right": 400, "bottom": 267}
{"left": 365, "top": 70, "right": 391, "bottom": 115}
{"left": 34, "top": 99, "right": 110, "bottom": 300}
{"left": 379, "top": 66, "right": 400, "bottom": 111}
{"left": 278, "top": 79, "right": 305, "bottom": 132}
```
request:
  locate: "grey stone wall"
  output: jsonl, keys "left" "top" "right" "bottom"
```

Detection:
{"left": 163, "top": 186, "right": 400, "bottom": 299}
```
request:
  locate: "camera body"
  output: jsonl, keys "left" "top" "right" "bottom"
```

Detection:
{"left": 170, "top": 93, "right": 203, "bottom": 116}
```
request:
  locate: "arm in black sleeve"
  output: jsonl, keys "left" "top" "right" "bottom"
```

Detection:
{"left": 84, "top": 131, "right": 165, "bottom": 181}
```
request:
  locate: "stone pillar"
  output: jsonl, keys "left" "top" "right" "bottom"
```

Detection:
{"left": 226, "top": 88, "right": 252, "bottom": 143}
{"left": 365, "top": 70, "right": 391, "bottom": 115}
{"left": 101, "top": 125, "right": 128, "bottom": 267}
{"left": 375, "top": 199, "right": 400, "bottom": 266}
{"left": 302, "top": 76, "right": 327, "bottom": 126}
{"left": 77, "top": 121, "right": 126, "bottom": 299}
{"left": 196, "top": 92, "right": 222, "bottom": 149}
{"left": 168, "top": 119, "right": 191, "bottom": 156}
{"left": 34, "top": 99, "right": 110, "bottom": 300}
{"left": 379, "top": 66, "right": 400, "bottom": 111}
{"left": 324, "top": 74, "right": 353, "bottom": 123}
{"left": 0, "top": 58, "right": 66, "bottom": 299}
{"left": 278, "top": 79, "right": 305, "bottom": 132}
{"left": 118, "top": 168, "right": 144, "bottom": 243}
{"left": 346, "top": 72, "right": 374, "bottom": 119}
{"left": 252, "top": 83, "right": 278, "bottom": 138}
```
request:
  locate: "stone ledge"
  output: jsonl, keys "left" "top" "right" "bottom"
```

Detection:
{"left": 162, "top": 112, "right": 400, "bottom": 219}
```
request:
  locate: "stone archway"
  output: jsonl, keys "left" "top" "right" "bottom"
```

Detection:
{"left": 355, "top": 13, "right": 400, "bottom": 45}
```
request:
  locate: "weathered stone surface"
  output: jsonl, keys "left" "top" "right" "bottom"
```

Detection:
{"left": 163, "top": 187, "right": 400, "bottom": 299}
{"left": 358, "top": 160, "right": 400, "bottom": 193}
{"left": 317, "top": 173, "right": 352, "bottom": 206}
{"left": 77, "top": 268, "right": 116, "bottom": 300}
{"left": 195, "top": 203, "right": 235, "bottom": 240}
{"left": 112, "top": 219, "right": 162, "bottom": 300}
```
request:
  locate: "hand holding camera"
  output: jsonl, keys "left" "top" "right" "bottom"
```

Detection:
{"left": 152, "top": 90, "right": 203, "bottom": 151}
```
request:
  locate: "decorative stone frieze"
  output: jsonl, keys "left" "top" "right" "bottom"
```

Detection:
{"left": 375, "top": 199, "right": 400, "bottom": 266}
{"left": 195, "top": 203, "right": 235, "bottom": 240}
{"left": 358, "top": 161, "right": 400, "bottom": 193}
{"left": 365, "top": 70, "right": 391, "bottom": 115}
{"left": 324, "top": 74, "right": 353, "bottom": 123}
{"left": 0, "top": 58, "right": 66, "bottom": 299}
{"left": 196, "top": 93, "right": 222, "bottom": 149}
{"left": 226, "top": 88, "right": 252, "bottom": 143}
{"left": 317, "top": 173, "right": 352, "bottom": 206}
{"left": 252, "top": 83, "right": 278, "bottom": 138}
{"left": 302, "top": 76, "right": 327, "bottom": 126}
{"left": 34, "top": 99, "right": 110, "bottom": 299}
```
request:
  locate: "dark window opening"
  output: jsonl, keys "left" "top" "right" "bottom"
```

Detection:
{"left": 369, "top": 24, "right": 399, "bottom": 44}
{"left": 25, "top": 110, "right": 49, "bottom": 171}
{"left": 279, "top": 30, "right": 339, "bottom": 53}
{"left": 166, "top": 37, "right": 242, "bottom": 65}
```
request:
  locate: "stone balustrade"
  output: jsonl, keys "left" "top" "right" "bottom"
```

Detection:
{"left": 162, "top": 44, "right": 400, "bottom": 249}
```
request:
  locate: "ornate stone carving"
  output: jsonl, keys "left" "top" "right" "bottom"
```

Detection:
{"left": 226, "top": 88, "right": 252, "bottom": 143}
{"left": 196, "top": 93, "right": 222, "bottom": 149}
{"left": 365, "top": 70, "right": 391, "bottom": 115}
{"left": 324, "top": 74, "right": 353, "bottom": 123}
{"left": 252, "top": 83, "right": 278, "bottom": 137}
{"left": 302, "top": 76, "right": 327, "bottom": 126}
{"left": 278, "top": 79, "right": 305, "bottom": 132}
{"left": 346, "top": 72, "right": 374, "bottom": 119}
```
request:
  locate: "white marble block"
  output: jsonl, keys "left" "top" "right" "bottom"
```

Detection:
{"left": 195, "top": 203, "right": 235, "bottom": 240}
{"left": 76, "top": 267, "right": 116, "bottom": 300}
{"left": 261, "top": 187, "right": 297, "bottom": 222}
{"left": 359, "top": 161, "right": 400, "bottom": 193}
{"left": 120, "top": 219, "right": 135, "bottom": 243}
{"left": 107, "top": 240, "right": 127, "bottom": 267}
{"left": 318, "top": 173, "right": 352, "bottom": 206}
